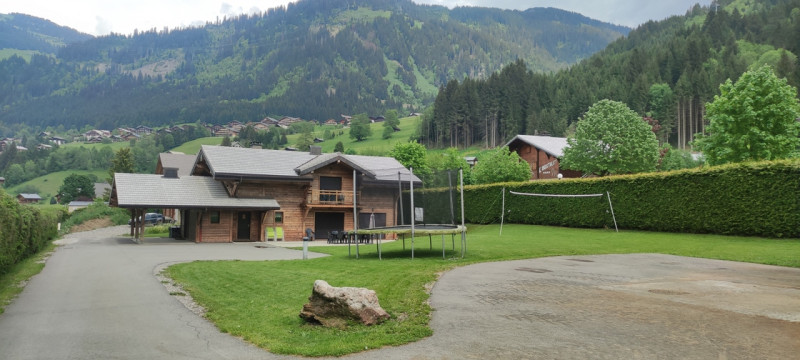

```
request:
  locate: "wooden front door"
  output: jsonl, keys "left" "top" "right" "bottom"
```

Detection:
{"left": 237, "top": 212, "right": 251, "bottom": 241}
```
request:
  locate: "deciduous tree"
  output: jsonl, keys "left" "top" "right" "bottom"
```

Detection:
{"left": 562, "top": 99, "right": 659, "bottom": 176}
{"left": 472, "top": 147, "right": 531, "bottom": 184}
{"left": 389, "top": 141, "right": 430, "bottom": 177}
{"left": 349, "top": 113, "right": 372, "bottom": 142}
{"left": 58, "top": 173, "right": 94, "bottom": 204}
{"left": 694, "top": 65, "right": 800, "bottom": 165}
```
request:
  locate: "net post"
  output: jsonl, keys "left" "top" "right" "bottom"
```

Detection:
{"left": 398, "top": 171, "right": 404, "bottom": 225}
{"left": 354, "top": 169, "right": 359, "bottom": 259}
{"left": 460, "top": 168, "right": 466, "bottom": 258}
{"left": 606, "top": 191, "right": 618, "bottom": 232}
{"left": 410, "top": 167, "right": 415, "bottom": 260}
{"left": 448, "top": 170, "right": 455, "bottom": 225}
{"left": 500, "top": 187, "right": 505, "bottom": 236}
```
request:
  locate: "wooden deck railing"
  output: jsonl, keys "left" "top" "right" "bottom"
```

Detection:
{"left": 306, "top": 190, "right": 358, "bottom": 206}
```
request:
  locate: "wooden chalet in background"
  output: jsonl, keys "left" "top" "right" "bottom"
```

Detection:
{"left": 112, "top": 146, "right": 419, "bottom": 243}
{"left": 17, "top": 193, "right": 42, "bottom": 204}
{"left": 505, "top": 135, "right": 581, "bottom": 180}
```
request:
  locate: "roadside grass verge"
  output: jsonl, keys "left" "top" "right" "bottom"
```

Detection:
{"left": 60, "top": 202, "right": 129, "bottom": 235}
{"left": 0, "top": 242, "right": 57, "bottom": 315}
{"left": 166, "top": 224, "right": 800, "bottom": 356}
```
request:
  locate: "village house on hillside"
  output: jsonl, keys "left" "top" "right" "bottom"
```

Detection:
{"left": 505, "top": 135, "right": 582, "bottom": 180}
{"left": 83, "top": 129, "right": 112, "bottom": 141}
{"left": 17, "top": 193, "right": 42, "bottom": 204}
{"left": 111, "top": 146, "right": 419, "bottom": 243}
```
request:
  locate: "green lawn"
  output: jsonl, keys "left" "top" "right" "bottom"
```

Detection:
{"left": 287, "top": 116, "right": 422, "bottom": 155}
{"left": 5, "top": 169, "right": 109, "bottom": 199}
{"left": 167, "top": 224, "right": 800, "bottom": 357}
{"left": 170, "top": 137, "right": 223, "bottom": 154}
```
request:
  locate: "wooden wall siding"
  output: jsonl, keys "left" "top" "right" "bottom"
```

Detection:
{"left": 359, "top": 187, "right": 397, "bottom": 228}
{"left": 240, "top": 181, "right": 308, "bottom": 241}
{"left": 199, "top": 210, "right": 235, "bottom": 243}
{"left": 218, "top": 164, "right": 399, "bottom": 241}
{"left": 312, "top": 164, "right": 355, "bottom": 192}
{"left": 249, "top": 211, "right": 263, "bottom": 241}
{"left": 515, "top": 143, "right": 561, "bottom": 180}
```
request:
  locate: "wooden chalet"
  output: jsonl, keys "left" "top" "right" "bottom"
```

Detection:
{"left": 111, "top": 146, "right": 419, "bottom": 243}
{"left": 17, "top": 193, "right": 42, "bottom": 204}
{"left": 505, "top": 135, "right": 581, "bottom": 180}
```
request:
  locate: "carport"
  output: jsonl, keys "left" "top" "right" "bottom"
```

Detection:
{"left": 110, "top": 173, "right": 279, "bottom": 243}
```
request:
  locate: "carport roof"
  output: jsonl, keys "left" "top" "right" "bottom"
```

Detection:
{"left": 111, "top": 173, "right": 280, "bottom": 210}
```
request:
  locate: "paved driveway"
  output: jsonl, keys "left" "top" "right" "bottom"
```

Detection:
{"left": 1, "top": 227, "right": 799, "bottom": 359}
{"left": 0, "top": 226, "right": 304, "bottom": 360}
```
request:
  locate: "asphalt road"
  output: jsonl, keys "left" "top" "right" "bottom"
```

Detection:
{"left": 0, "top": 226, "right": 302, "bottom": 360}
{"left": 1, "top": 226, "right": 798, "bottom": 359}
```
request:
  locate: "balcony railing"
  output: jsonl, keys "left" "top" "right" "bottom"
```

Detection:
{"left": 306, "top": 190, "right": 358, "bottom": 206}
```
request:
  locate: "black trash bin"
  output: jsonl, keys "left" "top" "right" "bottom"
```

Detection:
{"left": 169, "top": 226, "right": 181, "bottom": 239}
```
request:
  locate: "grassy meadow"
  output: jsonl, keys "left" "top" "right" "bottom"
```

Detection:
{"left": 167, "top": 224, "right": 800, "bottom": 357}
{"left": 286, "top": 116, "right": 422, "bottom": 155}
{"left": 5, "top": 169, "right": 109, "bottom": 198}
{"left": 169, "top": 136, "right": 224, "bottom": 154}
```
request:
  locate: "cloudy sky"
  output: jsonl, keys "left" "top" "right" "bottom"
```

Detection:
{"left": 1, "top": 0, "right": 711, "bottom": 36}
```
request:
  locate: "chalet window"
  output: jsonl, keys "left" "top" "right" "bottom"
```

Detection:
{"left": 274, "top": 211, "right": 284, "bottom": 224}
{"left": 320, "top": 176, "right": 342, "bottom": 190}
{"left": 319, "top": 176, "right": 343, "bottom": 203}
{"left": 210, "top": 211, "right": 220, "bottom": 224}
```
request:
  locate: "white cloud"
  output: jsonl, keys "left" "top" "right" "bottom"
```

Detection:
{"left": 94, "top": 16, "right": 112, "bottom": 36}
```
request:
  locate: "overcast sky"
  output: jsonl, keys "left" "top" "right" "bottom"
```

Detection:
{"left": 1, "top": 0, "right": 711, "bottom": 37}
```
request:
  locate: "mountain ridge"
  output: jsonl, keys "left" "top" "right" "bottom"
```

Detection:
{"left": 0, "top": 0, "right": 628, "bottom": 132}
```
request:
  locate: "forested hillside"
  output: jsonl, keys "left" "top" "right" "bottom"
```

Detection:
{"left": 421, "top": 0, "right": 800, "bottom": 149}
{"left": 0, "top": 13, "right": 91, "bottom": 56}
{"left": 0, "top": 0, "right": 628, "bottom": 135}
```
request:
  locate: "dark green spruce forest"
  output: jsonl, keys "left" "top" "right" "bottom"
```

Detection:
{"left": 422, "top": 0, "right": 800, "bottom": 150}
{"left": 0, "top": 0, "right": 627, "bottom": 134}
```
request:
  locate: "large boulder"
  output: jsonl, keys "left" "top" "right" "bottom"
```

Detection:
{"left": 299, "top": 280, "right": 390, "bottom": 327}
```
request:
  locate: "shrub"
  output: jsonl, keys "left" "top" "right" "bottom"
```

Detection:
{"left": 60, "top": 201, "right": 130, "bottom": 234}
{"left": 0, "top": 189, "right": 61, "bottom": 275}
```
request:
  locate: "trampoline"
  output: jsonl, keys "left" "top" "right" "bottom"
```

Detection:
{"left": 351, "top": 224, "right": 467, "bottom": 260}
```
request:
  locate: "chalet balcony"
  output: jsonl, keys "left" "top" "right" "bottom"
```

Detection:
{"left": 305, "top": 189, "right": 358, "bottom": 207}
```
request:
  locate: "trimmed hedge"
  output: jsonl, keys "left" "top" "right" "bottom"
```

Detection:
{"left": 453, "top": 159, "right": 799, "bottom": 238}
{"left": 0, "top": 189, "right": 62, "bottom": 275}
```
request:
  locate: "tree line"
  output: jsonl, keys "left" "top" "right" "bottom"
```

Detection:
{"left": 420, "top": 0, "right": 800, "bottom": 151}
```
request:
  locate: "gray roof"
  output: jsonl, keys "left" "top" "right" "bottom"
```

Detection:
{"left": 345, "top": 154, "right": 420, "bottom": 182}
{"left": 19, "top": 193, "right": 42, "bottom": 200}
{"left": 68, "top": 201, "right": 94, "bottom": 207}
{"left": 113, "top": 173, "right": 280, "bottom": 210}
{"left": 197, "top": 145, "right": 420, "bottom": 183}
{"left": 197, "top": 145, "right": 317, "bottom": 179}
{"left": 158, "top": 153, "right": 197, "bottom": 176}
{"left": 505, "top": 135, "right": 570, "bottom": 158}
